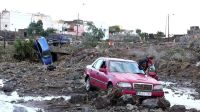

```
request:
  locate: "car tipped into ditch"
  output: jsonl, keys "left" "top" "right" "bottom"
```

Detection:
{"left": 84, "top": 57, "right": 164, "bottom": 97}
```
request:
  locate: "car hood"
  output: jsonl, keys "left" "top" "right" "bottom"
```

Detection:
{"left": 42, "top": 57, "right": 52, "bottom": 65}
{"left": 110, "top": 72, "right": 161, "bottom": 85}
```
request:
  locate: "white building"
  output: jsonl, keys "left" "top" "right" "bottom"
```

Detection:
{"left": 0, "top": 10, "right": 53, "bottom": 31}
{"left": 52, "top": 20, "right": 65, "bottom": 33}
{"left": 31, "top": 13, "right": 53, "bottom": 30}
{"left": 94, "top": 21, "right": 109, "bottom": 40}
{"left": 0, "top": 9, "right": 10, "bottom": 30}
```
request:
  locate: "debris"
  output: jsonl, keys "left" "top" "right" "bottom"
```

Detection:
{"left": 169, "top": 105, "right": 186, "bottom": 112}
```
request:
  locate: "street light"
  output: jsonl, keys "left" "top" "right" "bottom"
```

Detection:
{"left": 167, "top": 14, "right": 175, "bottom": 38}
{"left": 0, "top": 13, "right": 1, "bottom": 31}
{"left": 76, "top": 2, "right": 86, "bottom": 40}
{"left": 4, "top": 24, "right": 7, "bottom": 48}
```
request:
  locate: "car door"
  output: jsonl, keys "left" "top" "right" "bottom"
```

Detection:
{"left": 90, "top": 59, "right": 104, "bottom": 87}
{"left": 96, "top": 61, "right": 109, "bottom": 89}
{"left": 92, "top": 60, "right": 109, "bottom": 89}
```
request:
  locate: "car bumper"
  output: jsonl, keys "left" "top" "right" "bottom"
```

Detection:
{"left": 121, "top": 89, "right": 164, "bottom": 97}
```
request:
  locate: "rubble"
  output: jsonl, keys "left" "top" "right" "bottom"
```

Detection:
{"left": 141, "top": 97, "right": 170, "bottom": 109}
{"left": 1, "top": 41, "right": 200, "bottom": 111}
{"left": 93, "top": 96, "right": 110, "bottom": 109}
{"left": 169, "top": 105, "right": 186, "bottom": 112}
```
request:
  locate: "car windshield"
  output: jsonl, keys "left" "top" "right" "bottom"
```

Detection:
{"left": 109, "top": 60, "right": 145, "bottom": 74}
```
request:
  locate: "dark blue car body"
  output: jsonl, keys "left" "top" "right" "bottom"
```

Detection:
{"left": 34, "top": 37, "right": 53, "bottom": 65}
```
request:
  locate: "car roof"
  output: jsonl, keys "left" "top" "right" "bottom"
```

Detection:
{"left": 98, "top": 57, "right": 136, "bottom": 63}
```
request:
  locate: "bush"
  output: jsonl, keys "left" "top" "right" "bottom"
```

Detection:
{"left": 14, "top": 38, "right": 36, "bottom": 60}
{"left": 163, "top": 48, "right": 186, "bottom": 62}
{"left": 82, "top": 36, "right": 99, "bottom": 48}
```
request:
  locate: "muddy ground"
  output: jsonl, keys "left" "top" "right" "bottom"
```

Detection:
{"left": 0, "top": 41, "right": 200, "bottom": 112}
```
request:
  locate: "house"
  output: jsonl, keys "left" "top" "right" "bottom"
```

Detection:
{"left": 63, "top": 20, "right": 85, "bottom": 36}
{"left": 17, "top": 29, "right": 28, "bottom": 38}
{"left": 187, "top": 26, "right": 200, "bottom": 35}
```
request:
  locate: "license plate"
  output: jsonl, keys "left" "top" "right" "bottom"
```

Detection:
{"left": 137, "top": 92, "right": 152, "bottom": 96}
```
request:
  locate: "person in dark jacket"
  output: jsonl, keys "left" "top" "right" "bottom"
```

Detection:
{"left": 138, "top": 56, "right": 154, "bottom": 72}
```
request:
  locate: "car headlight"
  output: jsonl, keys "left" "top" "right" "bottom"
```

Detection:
{"left": 117, "top": 82, "right": 132, "bottom": 88}
{"left": 154, "top": 85, "right": 163, "bottom": 90}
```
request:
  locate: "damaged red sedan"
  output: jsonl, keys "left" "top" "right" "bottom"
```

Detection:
{"left": 84, "top": 57, "right": 164, "bottom": 97}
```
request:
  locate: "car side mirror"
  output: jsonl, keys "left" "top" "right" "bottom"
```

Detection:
{"left": 99, "top": 68, "right": 107, "bottom": 74}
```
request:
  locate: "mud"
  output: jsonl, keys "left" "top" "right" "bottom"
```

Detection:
{"left": 1, "top": 42, "right": 200, "bottom": 112}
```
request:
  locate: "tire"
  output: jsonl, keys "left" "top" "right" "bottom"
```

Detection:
{"left": 107, "top": 84, "right": 113, "bottom": 95}
{"left": 85, "top": 77, "right": 92, "bottom": 91}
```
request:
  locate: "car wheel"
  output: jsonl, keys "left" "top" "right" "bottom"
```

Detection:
{"left": 107, "top": 84, "right": 113, "bottom": 95}
{"left": 85, "top": 77, "right": 91, "bottom": 91}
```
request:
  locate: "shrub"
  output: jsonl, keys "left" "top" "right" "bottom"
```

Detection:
{"left": 163, "top": 48, "right": 186, "bottom": 62}
{"left": 14, "top": 38, "right": 36, "bottom": 60}
{"left": 82, "top": 36, "right": 99, "bottom": 48}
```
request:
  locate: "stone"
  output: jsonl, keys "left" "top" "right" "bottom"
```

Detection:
{"left": 93, "top": 96, "right": 110, "bottom": 109}
{"left": 69, "top": 94, "right": 88, "bottom": 104}
{"left": 13, "top": 106, "right": 28, "bottom": 112}
{"left": 141, "top": 97, "right": 170, "bottom": 110}
{"left": 132, "top": 105, "right": 139, "bottom": 110}
{"left": 170, "top": 105, "right": 186, "bottom": 112}
{"left": 187, "top": 108, "right": 198, "bottom": 112}
{"left": 142, "top": 98, "right": 158, "bottom": 109}
{"left": 126, "top": 104, "right": 134, "bottom": 110}
{"left": 157, "top": 97, "right": 171, "bottom": 109}
{"left": 2, "top": 82, "right": 16, "bottom": 92}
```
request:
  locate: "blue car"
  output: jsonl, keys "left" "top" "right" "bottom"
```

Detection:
{"left": 34, "top": 37, "right": 53, "bottom": 65}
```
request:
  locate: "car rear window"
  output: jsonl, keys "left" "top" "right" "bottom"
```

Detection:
{"left": 109, "top": 60, "right": 144, "bottom": 74}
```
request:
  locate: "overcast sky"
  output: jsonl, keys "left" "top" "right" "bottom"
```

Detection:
{"left": 1, "top": 0, "right": 200, "bottom": 34}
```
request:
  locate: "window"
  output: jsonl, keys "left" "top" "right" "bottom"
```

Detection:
{"left": 42, "top": 50, "right": 51, "bottom": 58}
{"left": 100, "top": 61, "right": 106, "bottom": 68}
{"left": 24, "top": 32, "right": 27, "bottom": 37}
{"left": 93, "top": 59, "right": 104, "bottom": 70}
{"left": 109, "top": 60, "right": 144, "bottom": 74}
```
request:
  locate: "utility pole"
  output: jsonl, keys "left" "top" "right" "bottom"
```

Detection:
{"left": 168, "top": 14, "right": 170, "bottom": 38}
{"left": 76, "top": 13, "right": 79, "bottom": 40}
{"left": 165, "top": 15, "right": 167, "bottom": 38}
{"left": 0, "top": 13, "right": 1, "bottom": 31}
{"left": 4, "top": 25, "right": 7, "bottom": 49}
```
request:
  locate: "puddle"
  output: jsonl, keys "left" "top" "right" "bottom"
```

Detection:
{"left": 0, "top": 91, "right": 71, "bottom": 112}
{"left": 0, "top": 91, "right": 71, "bottom": 102}
{"left": 0, "top": 101, "right": 40, "bottom": 112}
{"left": 0, "top": 79, "right": 71, "bottom": 112}
{"left": 162, "top": 81, "right": 200, "bottom": 110}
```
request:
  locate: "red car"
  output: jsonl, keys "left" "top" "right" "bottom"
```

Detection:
{"left": 84, "top": 57, "right": 164, "bottom": 97}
